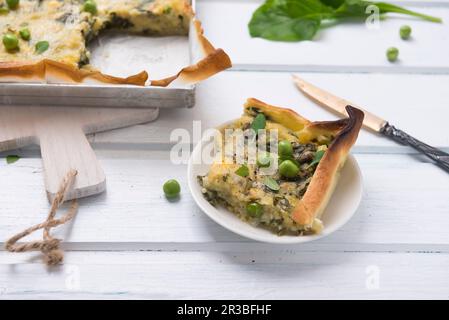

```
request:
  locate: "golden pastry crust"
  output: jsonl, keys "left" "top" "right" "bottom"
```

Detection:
{"left": 150, "top": 20, "right": 232, "bottom": 86}
{"left": 0, "top": 59, "right": 149, "bottom": 85}
{"left": 0, "top": 1, "right": 231, "bottom": 86}
{"left": 243, "top": 98, "right": 364, "bottom": 228}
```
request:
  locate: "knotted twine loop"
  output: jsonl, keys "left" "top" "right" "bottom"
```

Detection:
{"left": 5, "top": 169, "right": 78, "bottom": 265}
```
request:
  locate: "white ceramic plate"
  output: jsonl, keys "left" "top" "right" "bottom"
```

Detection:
{"left": 188, "top": 132, "right": 363, "bottom": 244}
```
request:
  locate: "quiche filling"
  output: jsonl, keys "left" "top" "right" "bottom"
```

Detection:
{"left": 198, "top": 107, "right": 333, "bottom": 236}
{"left": 0, "top": 0, "right": 191, "bottom": 68}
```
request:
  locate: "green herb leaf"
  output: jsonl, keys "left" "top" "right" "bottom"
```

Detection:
{"left": 6, "top": 155, "right": 20, "bottom": 164}
{"left": 235, "top": 164, "right": 249, "bottom": 177}
{"left": 35, "top": 41, "right": 49, "bottom": 54}
{"left": 251, "top": 113, "right": 266, "bottom": 133}
{"left": 163, "top": 6, "right": 172, "bottom": 14}
{"left": 248, "top": 0, "right": 441, "bottom": 42}
{"left": 309, "top": 150, "right": 325, "bottom": 167}
{"left": 264, "top": 176, "right": 280, "bottom": 191}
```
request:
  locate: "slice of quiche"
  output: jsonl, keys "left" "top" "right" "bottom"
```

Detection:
{"left": 198, "top": 98, "right": 364, "bottom": 235}
{"left": 0, "top": 0, "right": 231, "bottom": 86}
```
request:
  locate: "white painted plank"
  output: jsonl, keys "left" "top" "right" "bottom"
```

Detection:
{"left": 1, "top": 153, "right": 448, "bottom": 248}
{"left": 91, "top": 71, "right": 449, "bottom": 151}
{"left": 1, "top": 251, "right": 449, "bottom": 299}
{"left": 196, "top": 1, "right": 449, "bottom": 72}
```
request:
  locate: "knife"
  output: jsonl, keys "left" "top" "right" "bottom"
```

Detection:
{"left": 293, "top": 75, "right": 449, "bottom": 172}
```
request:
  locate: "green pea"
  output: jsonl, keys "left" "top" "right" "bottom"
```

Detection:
{"left": 246, "top": 202, "right": 263, "bottom": 218}
{"left": 83, "top": 0, "right": 97, "bottom": 14}
{"left": 257, "top": 152, "right": 272, "bottom": 168}
{"left": 3, "top": 33, "right": 19, "bottom": 51}
{"left": 278, "top": 140, "right": 293, "bottom": 158}
{"left": 163, "top": 179, "right": 181, "bottom": 198}
{"left": 6, "top": 0, "right": 19, "bottom": 9}
{"left": 19, "top": 28, "right": 30, "bottom": 41}
{"left": 400, "top": 25, "right": 412, "bottom": 40}
{"left": 386, "top": 47, "right": 399, "bottom": 62}
{"left": 0, "top": 7, "right": 10, "bottom": 15}
{"left": 279, "top": 160, "right": 299, "bottom": 178}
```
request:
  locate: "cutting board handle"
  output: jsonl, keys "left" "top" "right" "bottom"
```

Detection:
{"left": 39, "top": 126, "right": 106, "bottom": 202}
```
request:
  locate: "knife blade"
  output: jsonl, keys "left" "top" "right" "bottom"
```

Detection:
{"left": 292, "top": 75, "right": 449, "bottom": 172}
{"left": 292, "top": 75, "right": 387, "bottom": 132}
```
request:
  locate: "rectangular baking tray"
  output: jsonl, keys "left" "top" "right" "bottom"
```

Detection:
{"left": 0, "top": 0, "right": 199, "bottom": 108}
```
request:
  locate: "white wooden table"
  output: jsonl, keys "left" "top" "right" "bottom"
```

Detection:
{"left": 1, "top": 0, "right": 449, "bottom": 299}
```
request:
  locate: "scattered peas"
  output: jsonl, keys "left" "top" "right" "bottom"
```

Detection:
{"left": 400, "top": 25, "right": 412, "bottom": 40}
{"left": 83, "top": 0, "right": 97, "bottom": 15}
{"left": 278, "top": 140, "right": 293, "bottom": 158}
{"left": 6, "top": 0, "right": 19, "bottom": 10}
{"left": 0, "top": 7, "right": 9, "bottom": 15}
{"left": 163, "top": 179, "right": 181, "bottom": 199}
{"left": 3, "top": 33, "right": 19, "bottom": 51}
{"left": 386, "top": 47, "right": 399, "bottom": 62}
{"left": 257, "top": 152, "right": 272, "bottom": 168}
{"left": 19, "top": 28, "right": 30, "bottom": 41}
{"left": 279, "top": 160, "right": 299, "bottom": 178}
{"left": 246, "top": 202, "right": 263, "bottom": 218}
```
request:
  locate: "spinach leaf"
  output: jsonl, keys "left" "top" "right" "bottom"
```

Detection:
{"left": 334, "top": 0, "right": 371, "bottom": 18}
{"left": 375, "top": 2, "right": 442, "bottom": 23}
{"left": 249, "top": 0, "right": 441, "bottom": 42}
{"left": 335, "top": 0, "right": 442, "bottom": 22}
{"left": 249, "top": 0, "right": 333, "bottom": 42}
{"left": 320, "top": 0, "right": 345, "bottom": 9}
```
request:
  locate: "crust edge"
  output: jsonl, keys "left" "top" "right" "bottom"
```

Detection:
{"left": 0, "top": 17, "right": 231, "bottom": 87}
{"left": 292, "top": 106, "right": 364, "bottom": 226}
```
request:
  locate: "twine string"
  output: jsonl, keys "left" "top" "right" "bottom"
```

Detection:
{"left": 5, "top": 169, "right": 78, "bottom": 265}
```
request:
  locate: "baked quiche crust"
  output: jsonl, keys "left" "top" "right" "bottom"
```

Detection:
{"left": 0, "top": 0, "right": 231, "bottom": 86}
{"left": 199, "top": 98, "right": 364, "bottom": 235}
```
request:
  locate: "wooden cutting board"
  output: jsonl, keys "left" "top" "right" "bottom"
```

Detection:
{"left": 0, "top": 106, "right": 159, "bottom": 201}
